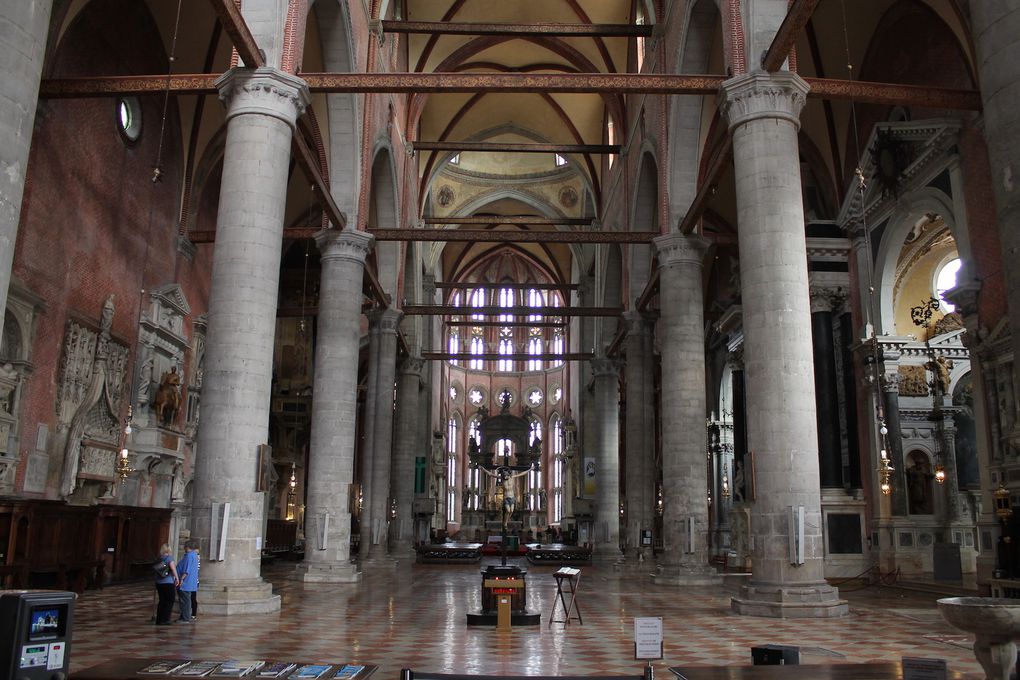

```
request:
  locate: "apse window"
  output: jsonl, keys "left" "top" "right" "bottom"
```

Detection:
{"left": 116, "top": 97, "right": 142, "bottom": 143}
{"left": 935, "top": 257, "right": 962, "bottom": 312}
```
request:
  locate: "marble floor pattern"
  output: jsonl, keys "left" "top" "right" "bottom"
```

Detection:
{"left": 68, "top": 559, "right": 987, "bottom": 678}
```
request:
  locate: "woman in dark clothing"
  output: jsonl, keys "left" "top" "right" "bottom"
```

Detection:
{"left": 154, "top": 543, "right": 180, "bottom": 625}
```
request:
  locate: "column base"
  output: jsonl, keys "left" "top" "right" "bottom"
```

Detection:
{"left": 591, "top": 544, "right": 624, "bottom": 564}
{"left": 652, "top": 563, "right": 721, "bottom": 586}
{"left": 296, "top": 561, "right": 362, "bottom": 583}
{"left": 360, "top": 556, "right": 400, "bottom": 569}
{"left": 196, "top": 577, "right": 281, "bottom": 615}
{"left": 730, "top": 581, "right": 849, "bottom": 618}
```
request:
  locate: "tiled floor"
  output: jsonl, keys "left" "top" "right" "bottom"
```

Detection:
{"left": 69, "top": 558, "right": 987, "bottom": 678}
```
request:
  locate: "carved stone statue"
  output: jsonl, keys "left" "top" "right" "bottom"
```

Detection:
{"left": 153, "top": 366, "right": 181, "bottom": 428}
{"left": 927, "top": 355, "right": 953, "bottom": 396}
{"left": 136, "top": 356, "right": 153, "bottom": 407}
{"left": 906, "top": 455, "right": 935, "bottom": 515}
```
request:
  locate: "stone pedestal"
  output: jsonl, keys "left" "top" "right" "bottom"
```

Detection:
{"left": 191, "top": 68, "right": 309, "bottom": 614}
{"left": 719, "top": 71, "right": 845, "bottom": 617}
{"left": 298, "top": 228, "right": 373, "bottom": 584}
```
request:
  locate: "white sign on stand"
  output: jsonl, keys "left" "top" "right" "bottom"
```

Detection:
{"left": 902, "top": 657, "right": 947, "bottom": 680}
{"left": 633, "top": 617, "right": 663, "bottom": 660}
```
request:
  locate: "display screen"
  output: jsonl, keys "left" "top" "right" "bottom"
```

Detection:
{"left": 28, "top": 604, "right": 66, "bottom": 640}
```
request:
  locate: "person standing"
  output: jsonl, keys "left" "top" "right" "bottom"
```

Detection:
{"left": 189, "top": 541, "right": 200, "bottom": 620}
{"left": 176, "top": 540, "right": 199, "bottom": 622}
{"left": 154, "top": 544, "right": 179, "bottom": 625}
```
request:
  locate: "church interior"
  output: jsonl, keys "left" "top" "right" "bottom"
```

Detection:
{"left": 1, "top": 0, "right": 1019, "bottom": 676}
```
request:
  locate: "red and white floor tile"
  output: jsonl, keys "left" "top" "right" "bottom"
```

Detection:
{"left": 68, "top": 559, "right": 986, "bottom": 678}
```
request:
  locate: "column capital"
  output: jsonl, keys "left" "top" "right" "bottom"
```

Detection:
{"left": 809, "top": 286, "right": 844, "bottom": 314}
{"left": 719, "top": 71, "right": 810, "bottom": 130}
{"left": 216, "top": 67, "right": 310, "bottom": 128}
{"left": 368, "top": 306, "right": 403, "bottom": 333}
{"left": 622, "top": 309, "right": 653, "bottom": 336}
{"left": 654, "top": 232, "right": 710, "bottom": 268}
{"left": 590, "top": 357, "right": 621, "bottom": 378}
{"left": 315, "top": 228, "right": 374, "bottom": 265}
{"left": 400, "top": 355, "right": 425, "bottom": 376}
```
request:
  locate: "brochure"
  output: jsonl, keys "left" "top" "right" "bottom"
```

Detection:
{"left": 179, "top": 661, "right": 225, "bottom": 677}
{"left": 139, "top": 660, "right": 191, "bottom": 674}
{"left": 333, "top": 666, "right": 365, "bottom": 680}
{"left": 257, "top": 662, "right": 298, "bottom": 678}
{"left": 211, "top": 660, "right": 267, "bottom": 677}
{"left": 292, "top": 664, "right": 333, "bottom": 679}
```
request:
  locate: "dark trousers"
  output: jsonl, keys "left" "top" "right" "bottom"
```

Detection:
{"left": 191, "top": 590, "right": 198, "bottom": 617}
{"left": 155, "top": 582, "right": 176, "bottom": 623}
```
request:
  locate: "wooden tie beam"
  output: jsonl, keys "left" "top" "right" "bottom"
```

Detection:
{"left": 444, "top": 320, "right": 567, "bottom": 328}
{"left": 436, "top": 282, "right": 578, "bottom": 290}
{"left": 369, "top": 229, "right": 658, "bottom": 244}
{"left": 424, "top": 352, "right": 592, "bottom": 361}
{"left": 209, "top": 0, "right": 265, "bottom": 67}
{"left": 762, "top": 0, "right": 820, "bottom": 71}
{"left": 424, "top": 216, "right": 593, "bottom": 226}
{"left": 39, "top": 73, "right": 983, "bottom": 111}
{"left": 382, "top": 21, "right": 654, "bottom": 38}
{"left": 413, "top": 141, "right": 620, "bottom": 154}
{"left": 403, "top": 305, "right": 619, "bottom": 317}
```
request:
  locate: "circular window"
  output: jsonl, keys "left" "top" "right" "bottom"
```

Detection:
{"left": 496, "top": 387, "right": 516, "bottom": 409}
{"left": 549, "top": 384, "right": 562, "bottom": 405}
{"left": 116, "top": 97, "right": 142, "bottom": 143}
{"left": 526, "top": 386, "right": 543, "bottom": 407}
{"left": 468, "top": 386, "right": 487, "bottom": 407}
{"left": 449, "top": 381, "right": 463, "bottom": 404}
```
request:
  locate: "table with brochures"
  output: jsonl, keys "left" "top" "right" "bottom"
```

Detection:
{"left": 72, "top": 658, "right": 377, "bottom": 680}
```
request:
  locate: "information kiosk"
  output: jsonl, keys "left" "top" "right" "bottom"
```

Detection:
{"left": 0, "top": 590, "right": 76, "bottom": 680}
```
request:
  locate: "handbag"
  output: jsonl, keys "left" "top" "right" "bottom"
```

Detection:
{"left": 151, "top": 559, "right": 170, "bottom": 579}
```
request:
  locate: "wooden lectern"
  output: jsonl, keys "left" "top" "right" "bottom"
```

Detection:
{"left": 483, "top": 578, "right": 524, "bottom": 630}
{"left": 549, "top": 567, "right": 582, "bottom": 625}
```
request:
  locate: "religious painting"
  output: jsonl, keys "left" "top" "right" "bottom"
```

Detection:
{"left": 583, "top": 456, "right": 596, "bottom": 496}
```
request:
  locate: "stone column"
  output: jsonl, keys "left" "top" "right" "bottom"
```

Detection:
{"left": 363, "top": 307, "right": 401, "bottom": 563}
{"left": 590, "top": 358, "right": 622, "bottom": 561}
{"left": 938, "top": 414, "right": 961, "bottom": 522}
{"left": 653, "top": 233, "right": 717, "bottom": 585}
{"left": 192, "top": 68, "right": 309, "bottom": 614}
{"left": 390, "top": 355, "right": 424, "bottom": 559}
{"left": 297, "top": 228, "right": 373, "bottom": 583}
{"left": 720, "top": 71, "right": 846, "bottom": 617}
{"left": 0, "top": 1, "right": 53, "bottom": 339}
{"left": 970, "top": 6, "right": 1020, "bottom": 449}
{"left": 623, "top": 311, "right": 654, "bottom": 561}
{"left": 881, "top": 356, "right": 909, "bottom": 517}
{"left": 810, "top": 287, "right": 842, "bottom": 488}
{"left": 357, "top": 310, "right": 382, "bottom": 562}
